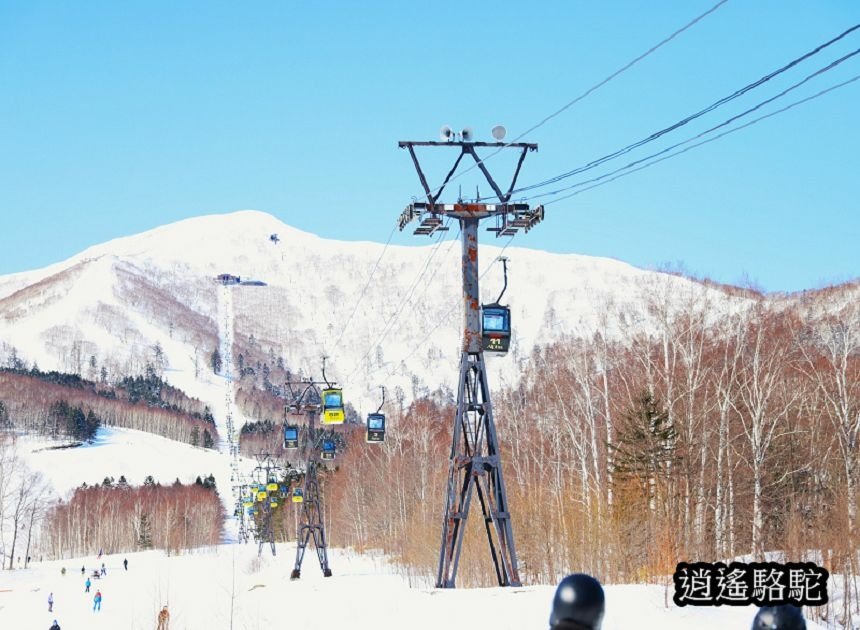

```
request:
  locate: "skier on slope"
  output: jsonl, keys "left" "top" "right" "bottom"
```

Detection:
{"left": 47, "top": 592, "right": 54, "bottom": 612}
{"left": 123, "top": 557, "right": 128, "bottom": 571}
{"left": 49, "top": 620, "right": 61, "bottom": 630}
{"left": 752, "top": 605, "right": 806, "bottom": 630}
{"left": 85, "top": 577, "right": 92, "bottom": 592}
{"left": 157, "top": 605, "right": 170, "bottom": 630}
{"left": 549, "top": 573, "right": 605, "bottom": 630}
{"left": 93, "top": 590, "right": 102, "bottom": 612}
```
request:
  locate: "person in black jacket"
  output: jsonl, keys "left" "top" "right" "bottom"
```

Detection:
{"left": 49, "top": 620, "right": 61, "bottom": 630}
{"left": 752, "top": 605, "right": 806, "bottom": 630}
{"left": 550, "top": 573, "right": 605, "bottom": 630}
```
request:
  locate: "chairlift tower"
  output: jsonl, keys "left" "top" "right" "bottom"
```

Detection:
{"left": 251, "top": 453, "right": 282, "bottom": 557}
{"left": 398, "top": 128, "right": 544, "bottom": 588}
{"left": 283, "top": 374, "right": 336, "bottom": 579}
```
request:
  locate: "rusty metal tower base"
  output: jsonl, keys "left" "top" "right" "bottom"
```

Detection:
{"left": 291, "top": 460, "right": 331, "bottom": 578}
{"left": 436, "top": 350, "right": 521, "bottom": 588}
{"left": 291, "top": 407, "right": 332, "bottom": 579}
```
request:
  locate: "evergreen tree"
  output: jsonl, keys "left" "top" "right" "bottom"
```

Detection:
{"left": 210, "top": 349, "right": 222, "bottom": 375}
{"left": 84, "top": 410, "right": 100, "bottom": 441}
{"left": 202, "top": 428, "right": 215, "bottom": 449}
{"left": 611, "top": 390, "right": 679, "bottom": 507}
{"left": 137, "top": 512, "right": 153, "bottom": 549}
{"left": 190, "top": 425, "right": 200, "bottom": 447}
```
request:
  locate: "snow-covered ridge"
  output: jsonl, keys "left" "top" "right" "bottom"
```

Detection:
{"left": 1, "top": 209, "right": 742, "bottom": 413}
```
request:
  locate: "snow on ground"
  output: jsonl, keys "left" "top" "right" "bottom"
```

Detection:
{"left": 19, "top": 426, "right": 256, "bottom": 500}
{"left": 0, "top": 543, "right": 829, "bottom": 630}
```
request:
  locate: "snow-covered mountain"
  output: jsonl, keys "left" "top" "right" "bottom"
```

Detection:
{"left": 0, "top": 210, "right": 739, "bottom": 413}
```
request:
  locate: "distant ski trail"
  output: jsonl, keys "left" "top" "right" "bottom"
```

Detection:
{"left": 217, "top": 284, "right": 243, "bottom": 543}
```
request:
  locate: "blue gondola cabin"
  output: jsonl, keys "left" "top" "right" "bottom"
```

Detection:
{"left": 481, "top": 305, "right": 511, "bottom": 355}
{"left": 284, "top": 425, "right": 299, "bottom": 449}
{"left": 366, "top": 413, "right": 385, "bottom": 443}
{"left": 321, "top": 439, "right": 336, "bottom": 460}
{"left": 292, "top": 488, "right": 304, "bottom": 504}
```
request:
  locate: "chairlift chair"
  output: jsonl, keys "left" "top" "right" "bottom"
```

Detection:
{"left": 292, "top": 488, "right": 304, "bottom": 503}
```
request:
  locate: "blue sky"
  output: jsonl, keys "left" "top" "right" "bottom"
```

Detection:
{"left": 1, "top": 0, "right": 858, "bottom": 291}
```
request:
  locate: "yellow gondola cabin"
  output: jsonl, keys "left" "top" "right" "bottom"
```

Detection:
{"left": 321, "top": 388, "right": 345, "bottom": 425}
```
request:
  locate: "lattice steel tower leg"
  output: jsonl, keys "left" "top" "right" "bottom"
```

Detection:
{"left": 436, "top": 218, "right": 521, "bottom": 588}
{"left": 256, "top": 498, "right": 276, "bottom": 557}
{"left": 291, "top": 409, "right": 332, "bottom": 579}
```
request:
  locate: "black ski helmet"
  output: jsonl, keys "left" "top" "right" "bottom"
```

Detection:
{"left": 549, "top": 573, "right": 605, "bottom": 630}
{"left": 752, "top": 605, "right": 806, "bottom": 630}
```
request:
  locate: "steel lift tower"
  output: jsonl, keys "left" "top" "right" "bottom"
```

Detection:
{"left": 251, "top": 452, "right": 282, "bottom": 557}
{"left": 284, "top": 377, "right": 334, "bottom": 579}
{"left": 398, "top": 130, "right": 544, "bottom": 588}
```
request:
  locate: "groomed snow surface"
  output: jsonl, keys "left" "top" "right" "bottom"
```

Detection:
{"left": 0, "top": 544, "right": 827, "bottom": 630}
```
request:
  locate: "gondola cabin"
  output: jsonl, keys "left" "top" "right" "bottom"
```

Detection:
{"left": 481, "top": 304, "right": 511, "bottom": 355}
{"left": 247, "top": 506, "right": 256, "bottom": 516}
{"left": 270, "top": 500, "right": 279, "bottom": 508}
{"left": 279, "top": 485, "right": 289, "bottom": 499}
{"left": 284, "top": 425, "right": 299, "bottom": 449}
{"left": 256, "top": 491, "right": 267, "bottom": 502}
{"left": 366, "top": 413, "right": 385, "bottom": 443}
{"left": 266, "top": 482, "right": 279, "bottom": 493}
{"left": 321, "top": 388, "right": 345, "bottom": 425}
{"left": 292, "top": 488, "right": 304, "bottom": 503}
{"left": 321, "top": 439, "right": 336, "bottom": 460}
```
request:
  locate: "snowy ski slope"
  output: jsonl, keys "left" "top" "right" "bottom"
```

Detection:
{"left": 0, "top": 544, "right": 829, "bottom": 630}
